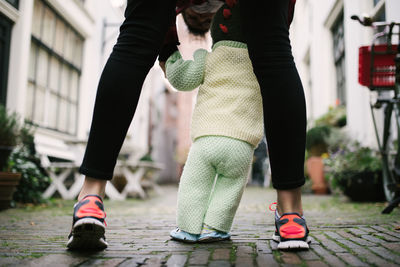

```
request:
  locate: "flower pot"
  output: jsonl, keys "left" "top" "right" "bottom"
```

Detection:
{"left": 337, "top": 171, "right": 385, "bottom": 202}
{"left": 0, "top": 146, "right": 14, "bottom": 171}
{"left": 0, "top": 172, "right": 21, "bottom": 210}
{"left": 306, "top": 156, "right": 329, "bottom": 194}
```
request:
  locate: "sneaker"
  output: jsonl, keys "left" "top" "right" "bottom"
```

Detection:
{"left": 272, "top": 212, "right": 311, "bottom": 250}
{"left": 67, "top": 195, "right": 108, "bottom": 250}
{"left": 198, "top": 224, "right": 231, "bottom": 243}
{"left": 170, "top": 228, "right": 199, "bottom": 243}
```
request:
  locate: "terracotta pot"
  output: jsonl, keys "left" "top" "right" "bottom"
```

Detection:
{"left": 306, "top": 156, "right": 329, "bottom": 195}
{"left": 0, "top": 172, "right": 21, "bottom": 210}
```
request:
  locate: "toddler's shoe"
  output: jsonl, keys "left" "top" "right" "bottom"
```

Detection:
{"left": 198, "top": 224, "right": 231, "bottom": 243}
{"left": 170, "top": 228, "right": 199, "bottom": 243}
{"left": 272, "top": 212, "right": 311, "bottom": 250}
{"left": 67, "top": 195, "right": 108, "bottom": 250}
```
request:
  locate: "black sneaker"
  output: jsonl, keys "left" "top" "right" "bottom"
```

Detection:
{"left": 272, "top": 212, "right": 311, "bottom": 250}
{"left": 67, "top": 195, "right": 108, "bottom": 250}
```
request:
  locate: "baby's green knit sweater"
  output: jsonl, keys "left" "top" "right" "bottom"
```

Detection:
{"left": 166, "top": 40, "right": 264, "bottom": 147}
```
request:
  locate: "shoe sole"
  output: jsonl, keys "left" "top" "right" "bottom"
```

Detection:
{"left": 272, "top": 233, "right": 311, "bottom": 250}
{"left": 278, "top": 240, "right": 310, "bottom": 249}
{"left": 67, "top": 218, "right": 108, "bottom": 250}
{"left": 170, "top": 235, "right": 198, "bottom": 243}
{"left": 198, "top": 236, "right": 231, "bottom": 243}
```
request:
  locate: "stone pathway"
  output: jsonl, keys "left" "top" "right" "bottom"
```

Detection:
{"left": 0, "top": 185, "right": 400, "bottom": 266}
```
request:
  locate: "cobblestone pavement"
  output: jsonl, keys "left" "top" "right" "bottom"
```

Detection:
{"left": 1, "top": 185, "right": 400, "bottom": 266}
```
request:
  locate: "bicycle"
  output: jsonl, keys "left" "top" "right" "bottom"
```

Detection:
{"left": 351, "top": 14, "right": 400, "bottom": 214}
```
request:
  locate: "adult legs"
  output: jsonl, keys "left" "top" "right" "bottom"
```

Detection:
{"left": 77, "top": 0, "right": 177, "bottom": 199}
{"left": 239, "top": 0, "right": 306, "bottom": 214}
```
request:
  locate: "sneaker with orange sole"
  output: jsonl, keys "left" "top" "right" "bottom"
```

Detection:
{"left": 272, "top": 212, "right": 311, "bottom": 250}
{"left": 67, "top": 195, "right": 108, "bottom": 250}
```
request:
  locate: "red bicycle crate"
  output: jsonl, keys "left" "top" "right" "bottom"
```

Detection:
{"left": 358, "top": 44, "right": 397, "bottom": 89}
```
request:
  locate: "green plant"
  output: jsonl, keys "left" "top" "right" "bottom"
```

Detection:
{"left": 8, "top": 124, "right": 51, "bottom": 204}
{"left": 0, "top": 104, "right": 21, "bottom": 147}
{"left": 324, "top": 142, "right": 382, "bottom": 191}
{"left": 315, "top": 105, "right": 347, "bottom": 128}
{"left": 140, "top": 153, "right": 154, "bottom": 162}
{"left": 306, "top": 125, "right": 332, "bottom": 156}
{"left": 325, "top": 127, "right": 350, "bottom": 153}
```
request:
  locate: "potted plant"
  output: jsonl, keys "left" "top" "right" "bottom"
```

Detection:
{"left": 305, "top": 125, "right": 331, "bottom": 194}
{"left": 315, "top": 105, "right": 347, "bottom": 128}
{"left": 0, "top": 104, "right": 21, "bottom": 210}
{"left": 324, "top": 142, "right": 385, "bottom": 202}
{"left": 306, "top": 125, "right": 331, "bottom": 157}
{"left": 0, "top": 105, "right": 20, "bottom": 170}
{"left": 8, "top": 124, "right": 51, "bottom": 205}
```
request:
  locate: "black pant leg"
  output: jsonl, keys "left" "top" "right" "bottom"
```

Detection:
{"left": 240, "top": 0, "right": 307, "bottom": 190}
{"left": 79, "top": 0, "right": 177, "bottom": 180}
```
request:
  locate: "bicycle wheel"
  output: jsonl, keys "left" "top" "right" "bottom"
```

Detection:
{"left": 381, "top": 130, "right": 400, "bottom": 202}
{"left": 382, "top": 159, "right": 398, "bottom": 201}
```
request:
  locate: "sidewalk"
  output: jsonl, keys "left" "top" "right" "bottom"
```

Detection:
{"left": 0, "top": 185, "right": 399, "bottom": 266}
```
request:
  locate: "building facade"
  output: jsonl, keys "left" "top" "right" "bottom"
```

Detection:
{"left": 0, "top": 0, "right": 183, "bottom": 183}
{"left": 290, "top": 0, "right": 400, "bottom": 147}
{"left": 1, "top": 0, "right": 128, "bottom": 161}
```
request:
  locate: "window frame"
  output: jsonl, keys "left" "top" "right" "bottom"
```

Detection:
{"left": 5, "top": 0, "right": 18, "bottom": 10}
{"left": 0, "top": 13, "right": 12, "bottom": 105}
{"left": 331, "top": 10, "right": 346, "bottom": 106}
{"left": 27, "top": 0, "right": 83, "bottom": 136}
{"left": 373, "top": 0, "right": 383, "bottom": 7}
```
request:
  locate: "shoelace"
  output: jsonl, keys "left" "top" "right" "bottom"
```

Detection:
{"left": 269, "top": 202, "right": 277, "bottom": 212}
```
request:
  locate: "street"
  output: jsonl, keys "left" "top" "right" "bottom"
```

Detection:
{"left": 0, "top": 185, "right": 399, "bottom": 266}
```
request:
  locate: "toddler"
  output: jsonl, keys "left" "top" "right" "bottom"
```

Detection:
{"left": 166, "top": 0, "right": 264, "bottom": 242}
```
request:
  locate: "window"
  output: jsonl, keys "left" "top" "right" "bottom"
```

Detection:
{"left": 331, "top": 12, "right": 346, "bottom": 106}
{"left": 373, "top": 2, "right": 386, "bottom": 42}
{"left": 0, "top": 14, "right": 12, "bottom": 105}
{"left": 5, "top": 0, "right": 19, "bottom": 9}
{"left": 374, "top": 4, "right": 386, "bottom": 22}
{"left": 27, "top": 0, "right": 83, "bottom": 135}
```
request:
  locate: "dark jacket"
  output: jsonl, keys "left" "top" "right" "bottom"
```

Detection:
{"left": 176, "top": 0, "right": 296, "bottom": 25}
{"left": 159, "top": 0, "right": 296, "bottom": 61}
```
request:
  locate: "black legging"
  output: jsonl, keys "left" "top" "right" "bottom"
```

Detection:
{"left": 79, "top": 0, "right": 306, "bottom": 190}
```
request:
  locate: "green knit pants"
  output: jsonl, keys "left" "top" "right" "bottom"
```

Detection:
{"left": 177, "top": 136, "right": 254, "bottom": 234}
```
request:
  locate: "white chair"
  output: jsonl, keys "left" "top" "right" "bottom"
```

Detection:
{"left": 36, "top": 139, "right": 84, "bottom": 200}
{"left": 39, "top": 139, "right": 163, "bottom": 200}
{"left": 109, "top": 154, "right": 163, "bottom": 200}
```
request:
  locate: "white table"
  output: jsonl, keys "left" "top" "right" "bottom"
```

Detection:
{"left": 41, "top": 157, "right": 84, "bottom": 200}
{"left": 107, "top": 160, "right": 163, "bottom": 200}
{"left": 41, "top": 153, "right": 163, "bottom": 200}
{"left": 40, "top": 139, "right": 163, "bottom": 200}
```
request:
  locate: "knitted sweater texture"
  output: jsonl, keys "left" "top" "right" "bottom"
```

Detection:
{"left": 166, "top": 41, "right": 264, "bottom": 147}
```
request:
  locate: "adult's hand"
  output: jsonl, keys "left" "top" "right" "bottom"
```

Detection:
{"left": 159, "top": 24, "right": 179, "bottom": 62}
{"left": 159, "top": 61, "right": 166, "bottom": 77}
